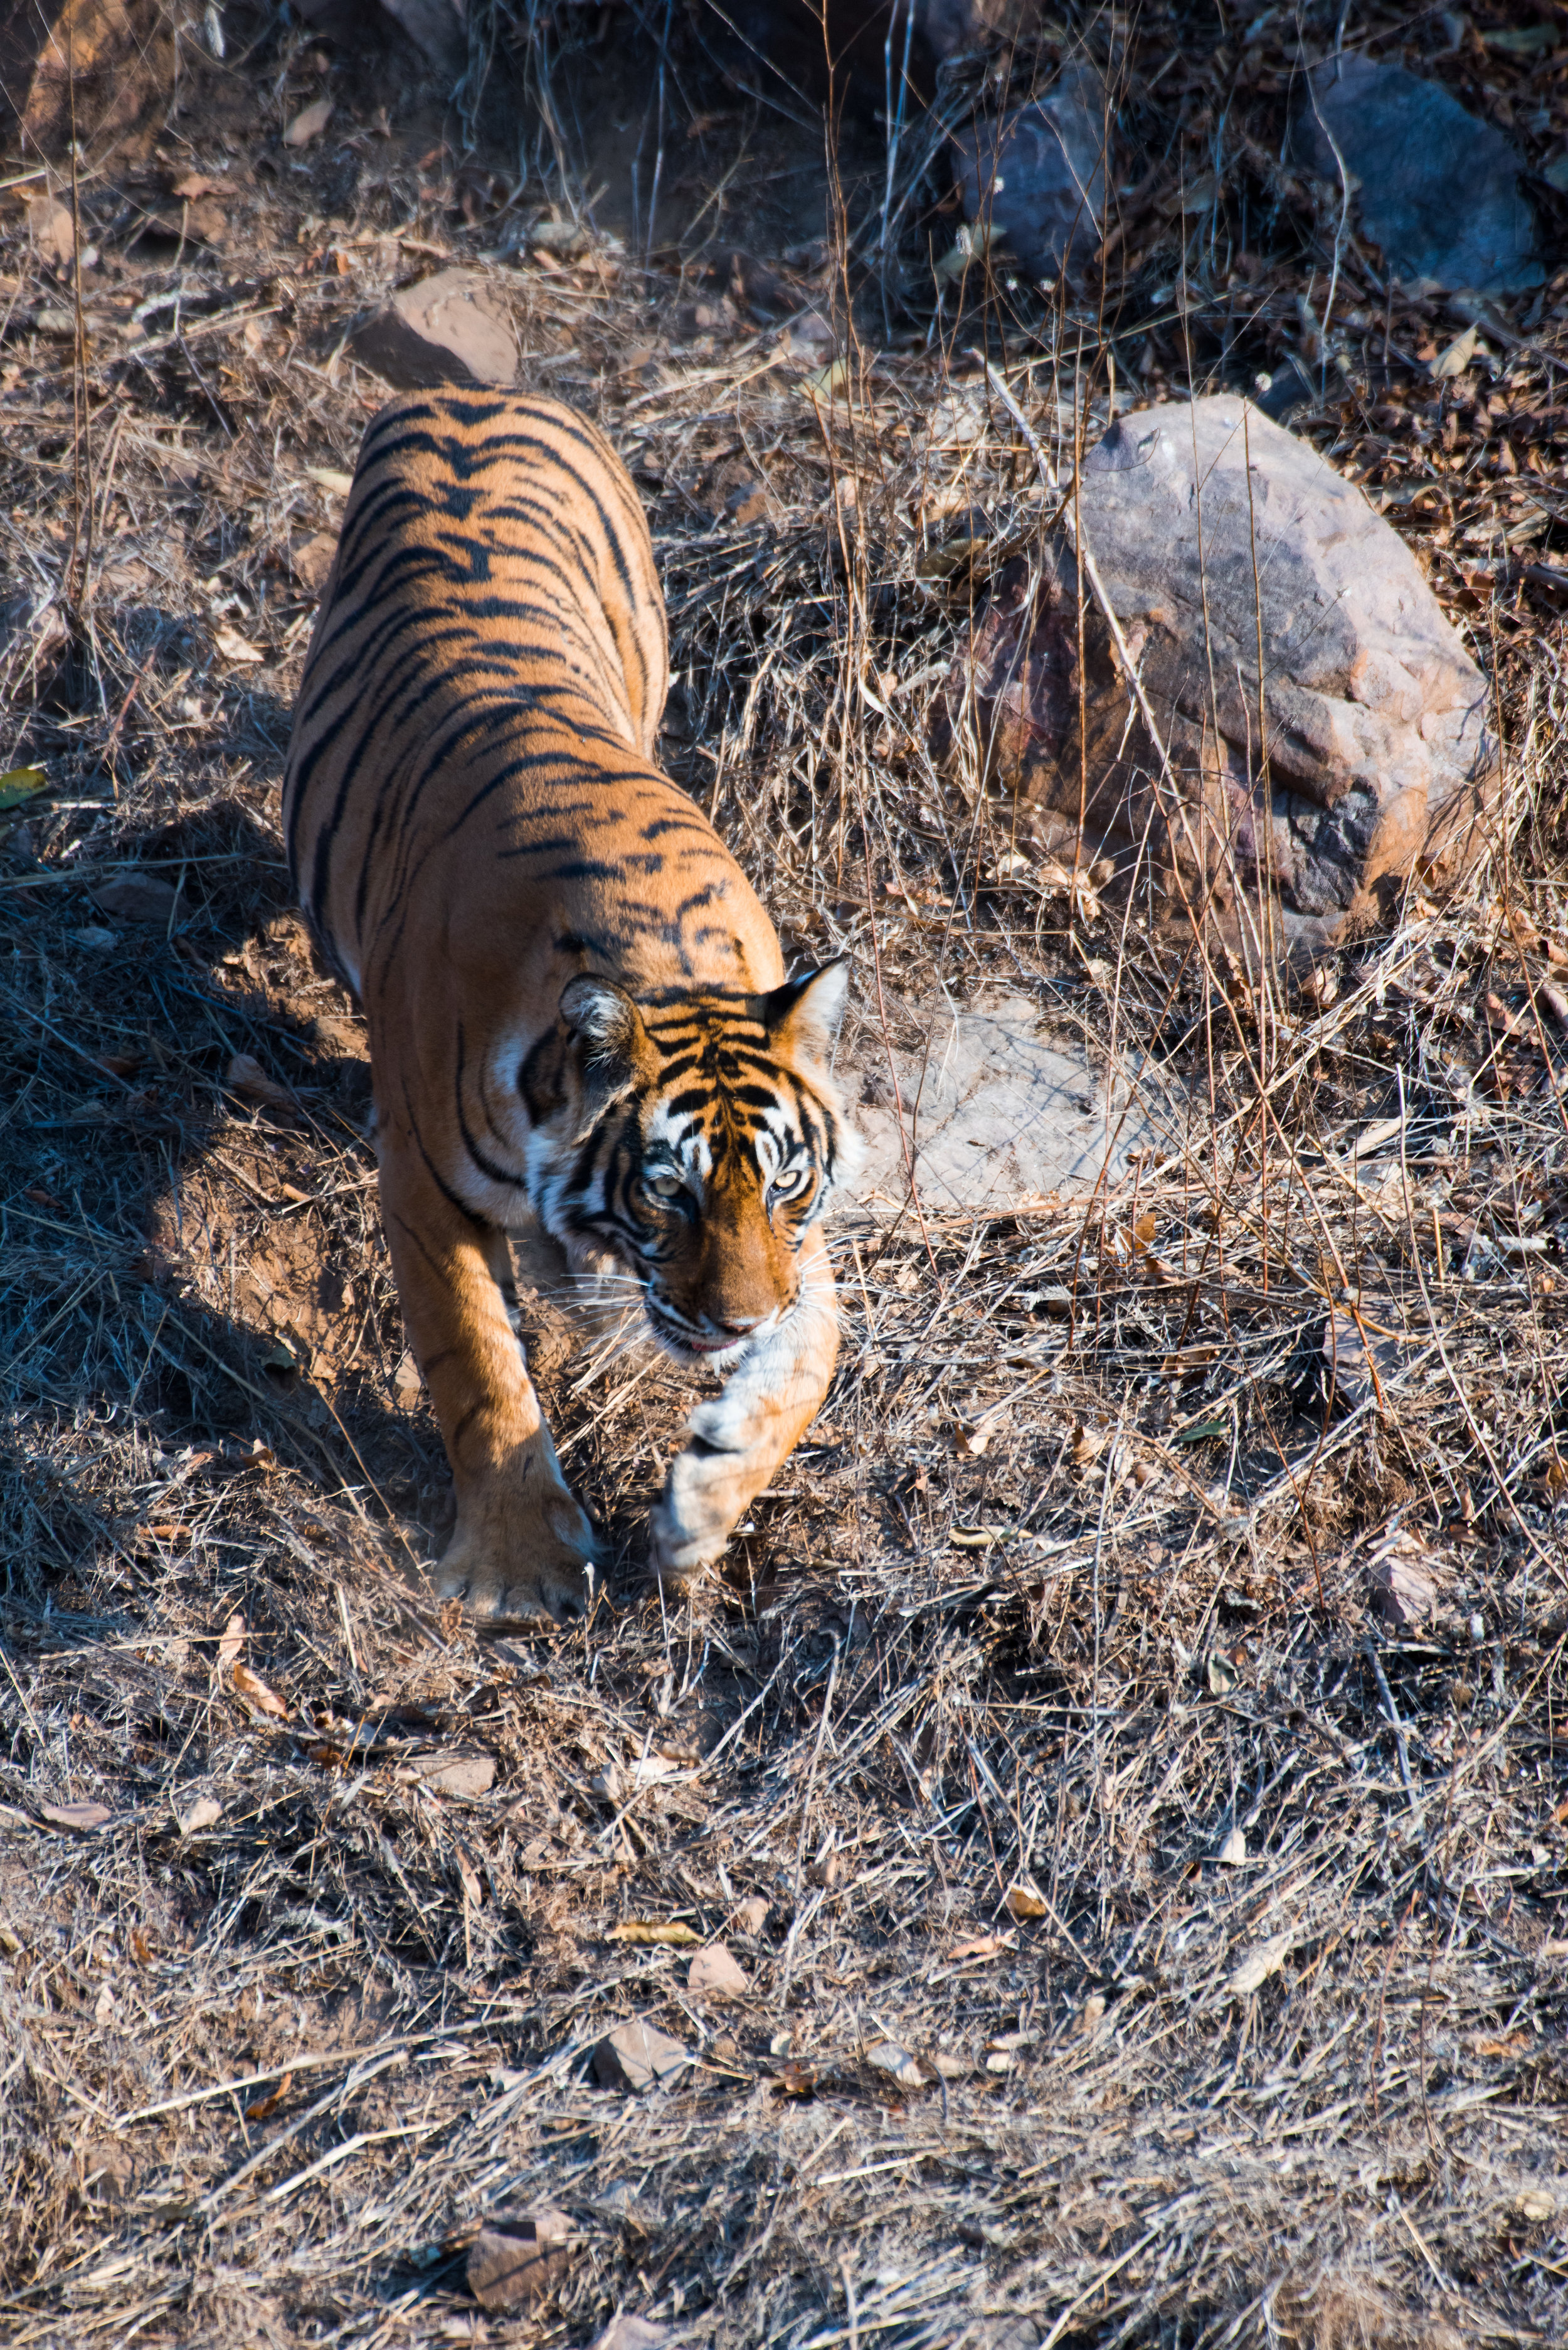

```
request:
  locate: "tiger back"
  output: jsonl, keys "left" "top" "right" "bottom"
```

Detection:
{"left": 282, "top": 389, "right": 859, "bottom": 1619}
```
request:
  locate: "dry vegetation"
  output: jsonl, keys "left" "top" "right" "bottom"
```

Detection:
{"left": 1, "top": 2, "right": 1567, "bottom": 2344}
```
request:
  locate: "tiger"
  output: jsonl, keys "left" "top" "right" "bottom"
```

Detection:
{"left": 281, "top": 387, "right": 861, "bottom": 1622}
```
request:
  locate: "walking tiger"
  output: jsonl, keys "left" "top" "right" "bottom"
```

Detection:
{"left": 282, "top": 389, "right": 861, "bottom": 1619}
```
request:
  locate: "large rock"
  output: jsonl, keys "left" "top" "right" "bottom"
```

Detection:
{"left": 1287, "top": 54, "right": 1541, "bottom": 295}
{"left": 351, "top": 268, "right": 518, "bottom": 390}
{"left": 0, "top": 0, "right": 176, "bottom": 154}
{"left": 936, "top": 398, "right": 1497, "bottom": 966}
{"left": 691, "top": 0, "right": 1046, "bottom": 104}
{"left": 951, "top": 65, "right": 1108, "bottom": 286}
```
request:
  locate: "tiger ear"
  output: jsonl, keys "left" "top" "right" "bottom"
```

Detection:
{"left": 559, "top": 975, "right": 647, "bottom": 1133}
{"left": 761, "top": 962, "right": 850, "bottom": 1065}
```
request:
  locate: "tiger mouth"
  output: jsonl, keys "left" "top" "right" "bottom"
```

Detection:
{"left": 647, "top": 1309, "right": 746, "bottom": 1361}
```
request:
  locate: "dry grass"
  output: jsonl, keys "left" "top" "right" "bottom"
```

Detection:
{"left": 1, "top": 4, "right": 1566, "bottom": 2345}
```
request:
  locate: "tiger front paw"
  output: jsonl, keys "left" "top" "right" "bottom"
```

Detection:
{"left": 648, "top": 1443, "right": 751, "bottom": 1590}
{"left": 435, "top": 1480, "right": 598, "bottom": 1623}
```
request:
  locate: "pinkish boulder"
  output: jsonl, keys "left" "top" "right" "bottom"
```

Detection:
{"left": 938, "top": 396, "right": 1498, "bottom": 965}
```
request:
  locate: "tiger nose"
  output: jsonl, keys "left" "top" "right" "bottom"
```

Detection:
{"left": 713, "top": 1312, "right": 764, "bottom": 1337}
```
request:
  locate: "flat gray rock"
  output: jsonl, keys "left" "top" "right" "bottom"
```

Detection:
{"left": 847, "top": 993, "right": 1178, "bottom": 1216}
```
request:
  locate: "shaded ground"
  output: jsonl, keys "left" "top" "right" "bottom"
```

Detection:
{"left": 1, "top": 3, "right": 1566, "bottom": 2346}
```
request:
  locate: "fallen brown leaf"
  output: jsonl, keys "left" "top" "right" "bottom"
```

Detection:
{"left": 35, "top": 1801, "right": 114, "bottom": 1831}
{"left": 284, "top": 97, "right": 334, "bottom": 147}
{"left": 231, "top": 1662, "right": 288, "bottom": 1720}
{"left": 607, "top": 1918, "right": 701, "bottom": 1947}
{"left": 244, "top": 2071, "right": 293, "bottom": 2121}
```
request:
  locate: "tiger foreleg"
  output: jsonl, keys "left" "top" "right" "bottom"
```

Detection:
{"left": 649, "top": 1224, "right": 840, "bottom": 1587}
{"left": 378, "top": 1132, "right": 597, "bottom": 1622}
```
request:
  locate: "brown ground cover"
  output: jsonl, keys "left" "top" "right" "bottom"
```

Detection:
{"left": 1, "top": 4, "right": 1565, "bottom": 2344}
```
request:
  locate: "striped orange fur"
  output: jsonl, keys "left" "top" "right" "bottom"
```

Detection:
{"left": 282, "top": 389, "right": 860, "bottom": 1618}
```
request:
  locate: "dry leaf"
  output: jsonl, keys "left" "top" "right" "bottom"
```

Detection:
{"left": 687, "top": 1942, "right": 749, "bottom": 1997}
{"left": 1004, "top": 1884, "right": 1048, "bottom": 1920}
{"left": 213, "top": 624, "right": 264, "bottom": 664}
{"left": 1207, "top": 1651, "right": 1239, "bottom": 1696}
{"left": 0, "top": 765, "right": 48, "bottom": 812}
{"left": 305, "top": 465, "right": 356, "bottom": 495}
{"left": 773, "top": 2056, "right": 820, "bottom": 2097}
{"left": 216, "top": 1612, "right": 245, "bottom": 1668}
{"left": 244, "top": 2070, "right": 293, "bottom": 2121}
{"left": 140, "top": 1520, "right": 191, "bottom": 1546}
{"left": 35, "top": 1800, "right": 114, "bottom": 1831}
{"left": 948, "top": 1932, "right": 1011, "bottom": 1961}
{"left": 1431, "top": 322, "right": 1481, "bottom": 380}
{"left": 1515, "top": 2188, "right": 1555, "bottom": 2223}
{"left": 1216, "top": 1825, "right": 1248, "bottom": 1866}
{"left": 607, "top": 1918, "right": 702, "bottom": 1947}
{"left": 592, "top": 2019, "right": 691, "bottom": 2092}
{"left": 284, "top": 97, "right": 334, "bottom": 147}
{"left": 178, "top": 1795, "right": 223, "bottom": 1835}
{"left": 232, "top": 1662, "right": 288, "bottom": 1720}
{"left": 734, "top": 1894, "right": 770, "bottom": 1935}
{"left": 865, "top": 2038, "right": 926, "bottom": 2091}
{"left": 1228, "top": 1932, "right": 1292, "bottom": 1997}
{"left": 455, "top": 1848, "right": 484, "bottom": 1906}
{"left": 226, "top": 1053, "right": 294, "bottom": 1109}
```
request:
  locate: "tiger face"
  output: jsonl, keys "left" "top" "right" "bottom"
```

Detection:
{"left": 521, "top": 964, "right": 860, "bottom": 1368}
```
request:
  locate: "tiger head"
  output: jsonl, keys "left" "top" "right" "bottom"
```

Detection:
{"left": 522, "top": 966, "right": 860, "bottom": 1364}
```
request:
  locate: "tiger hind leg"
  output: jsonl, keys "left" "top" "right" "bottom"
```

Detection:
{"left": 649, "top": 1224, "right": 840, "bottom": 1588}
{"left": 378, "top": 1126, "right": 597, "bottom": 1622}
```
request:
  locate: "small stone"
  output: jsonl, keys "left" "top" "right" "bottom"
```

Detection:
{"left": 1368, "top": 1531, "right": 1446, "bottom": 1630}
{"left": 27, "top": 199, "right": 75, "bottom": 267}
{"left": 593, "top": 2019, "right": 692, "bottom": 2093}
{"left": 293, "top": 531, "right": 337, "bottom": 592}
{"left": 92, "top": 874, "right": 179, "bottom": 927}
{"left": 406, "top": 1750, "right": 496, "bottom": 1799}
{"left": 466, "top": 2206, "right": 575, "bottom": 2310}
{"left": 724, "top": 480, "right": 769, "bottom": 526}
{"left": 351, "top": 268, "right": 517, "bottom": 391}
{"left": 593, "top": 2318, "right": 674, "bottom": 2350}
{"left": 687, "top": 1942, "right": 749, "bottom": 2000}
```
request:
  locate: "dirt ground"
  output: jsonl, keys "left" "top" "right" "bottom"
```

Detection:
{"left": 1, "top": 3, "right": 1566, "bottom": 2346}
